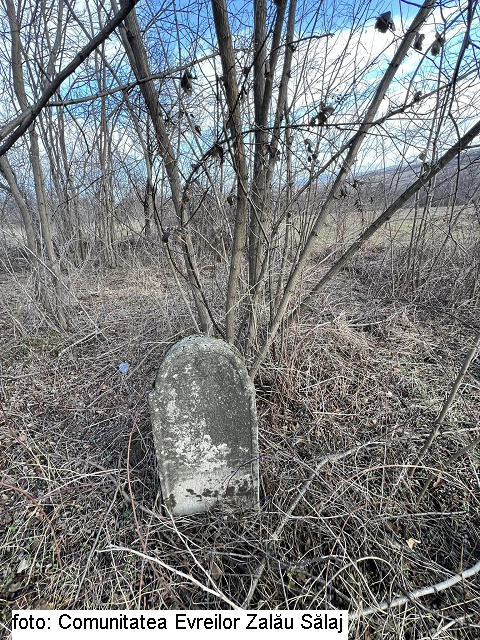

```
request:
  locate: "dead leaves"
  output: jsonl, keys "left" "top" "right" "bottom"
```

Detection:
{"left": 375, "top": 12, "right": 395, "bottom": 33}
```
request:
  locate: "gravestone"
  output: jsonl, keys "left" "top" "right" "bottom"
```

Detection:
{"left": 149, "top": 335, "right": 259, "bottom": 516}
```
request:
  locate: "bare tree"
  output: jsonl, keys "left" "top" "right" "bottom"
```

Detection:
{"left": 3, "top": 0, "right": 67, "bottom": 329}
{"left": 0, "top": 0, "right": 478, "bottom": 352}
{"left": 116, "top": 0, "right": 212, "bottom": 330}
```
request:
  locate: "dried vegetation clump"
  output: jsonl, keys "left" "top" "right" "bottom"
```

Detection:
{"left": 1, "top": 239, "right": 479, "bottom": 639}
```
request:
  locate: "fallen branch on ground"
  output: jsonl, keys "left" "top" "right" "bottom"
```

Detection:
{"left": 350, "top": 559, "right": 480, "bottom": 620}
{"left": 101, "top": 545, "right": 242, "bottom": 610}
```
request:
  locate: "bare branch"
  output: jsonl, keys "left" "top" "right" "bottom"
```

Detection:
{"left": 101, "top": 545, "right": 242, "bottom": 609}
{"left": 249, "top": 0, "right": 437, "bottom": 379}
{"left": 290, "top": 118, "right": 480, "bottom": 321}
{"left": 0, "top": 0, "right": 141, "bottom": 155}
{"left": 350, "top": 558, "right": 480, "bottom": 621}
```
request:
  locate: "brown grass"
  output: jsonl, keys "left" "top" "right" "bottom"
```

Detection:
{"left": 1, "top": 236, "right": 479, "bottom": 639}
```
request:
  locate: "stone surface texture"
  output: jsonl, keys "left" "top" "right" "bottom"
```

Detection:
{"left": 149, "top": 335, "right": 259, "bottom": 516}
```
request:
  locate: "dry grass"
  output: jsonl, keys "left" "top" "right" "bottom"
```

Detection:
{"left": 1, "top": 238, "right": 480, "bottom": 639}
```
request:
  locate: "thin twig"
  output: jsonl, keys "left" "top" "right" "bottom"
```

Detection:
{"left": 418, "top": 432, "right": 480, "bottom": 501}
{"left": 0, "top": 0, "right": 141, "bottom": 155}
{"left": 74, "top": 485, "right": 120, "bottom": 603}
{"left": 409, "top": 328, "right": 480, "bottom": 479}
{"left": 101, "top": 545, "right": 242, "bottom": 609}
{"left": 350, "top": 559, "right": 480, "bottom": 620}
{"left": 0, "top": 481, "right": 62, "bottom": 569}
{"left": 243, "top": 445, "right": 366, "bottom": 607}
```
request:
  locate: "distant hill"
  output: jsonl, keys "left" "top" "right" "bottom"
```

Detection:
{"left": 358, "top": 148, "right": 480, "bottom": 207}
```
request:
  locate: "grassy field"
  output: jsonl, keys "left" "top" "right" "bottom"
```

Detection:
{"left": 0, "top": 226, "right": 479, "bottom": 639}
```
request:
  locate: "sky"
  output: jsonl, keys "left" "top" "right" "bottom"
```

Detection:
{"left": 0, "top": 0, "right": 478, "bottom": 191}
{"left": 156, "top": 0, "right": 480, "bottom": 175}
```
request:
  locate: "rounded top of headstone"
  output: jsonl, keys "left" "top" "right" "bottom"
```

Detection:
{"left": 165, "top": 334, "right": 244, "bottom": 361}
{"left": 151, "top": 334, "right": 255, "bottom": 398}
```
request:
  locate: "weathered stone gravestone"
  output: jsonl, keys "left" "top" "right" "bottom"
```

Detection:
{"left": 149, "top": 335, "right": 259, "bottom": 516}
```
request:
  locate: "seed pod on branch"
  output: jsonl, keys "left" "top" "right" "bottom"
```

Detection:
{"left": 268, "top": 145, "right": 280, "bottom": 160}
{"left": 181, "top": 69, "right": 193, "bottom": 95}
{"left": 431, "top": 32, "right": 445, "bottom": 56}
{"left": 413, "top": 33, "right": 425, "bottom": 51}
{"left": 318, "top": 103, "right": 334, "bottom": 125}
{"left": 209, "top": 143, "right": 224, "bottom": 165}
{"left": 310, "top": 102, "right": 334, "bottom": 126}
{"left": 375, "top": 11, "right": 395, "bottom": 33}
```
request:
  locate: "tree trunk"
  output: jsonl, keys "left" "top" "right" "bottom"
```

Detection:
{"left": 210, "top": 0, "right": 249, "bottom": 342}
{"left": 249, "top": 0, "right": 437, "bottom": 377}
{"left": 117, "top": 0, "right": 210, "bottom": 331}
{"left": 5, "top": 0, "right": 67, "bottom": 330}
